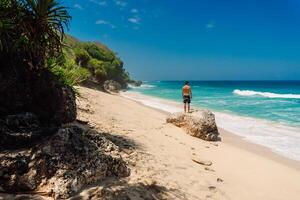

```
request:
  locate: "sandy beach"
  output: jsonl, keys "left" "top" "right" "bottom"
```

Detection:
{"left": 74, "top": 86, "right": 300, "bottom": 200}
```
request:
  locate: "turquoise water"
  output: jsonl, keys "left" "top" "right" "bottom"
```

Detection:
{"left": 129, "top": 81, "right": 300, "bottom": 128}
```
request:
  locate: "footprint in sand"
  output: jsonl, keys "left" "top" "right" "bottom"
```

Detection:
{"left": 175, "top": 166, "right": 187, "bottom": 170}
{"left": 165, "top": 134, "right": 174, "bottom": 138}
{"left": 204, "top": 167, "right": 215, "bottom": 172}
{"left": 217, "top": 178, "right": 223, "bottom": 183}
{"left": 210, "top": 143, "right": 219, "bottom": 147}
{"left": 208, "top": 186, "right": 216, "bottom": 191}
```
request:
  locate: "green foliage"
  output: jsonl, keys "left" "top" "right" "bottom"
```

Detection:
{"left": 0, "top": 0, "right": 12, "bottom": 9}
{"left": 59, "top": 35, "right": 131, "bottom": 87}
{"left": 0, "top": 0, "right": 71, "bottom": 67}
{"left": 46, "top": 34, "right": 131, "bottom": 89}
{"left": 0, "top": 0, "right": 131, "bottom": 89}
{"left": 83, "top": 43, "right": 114, "bottom": 62}
{"left": 48, "top": 57, "right": 91, "bottom": 88}
{"left": 74, "top": 48, "right": 91, "bottom": 67}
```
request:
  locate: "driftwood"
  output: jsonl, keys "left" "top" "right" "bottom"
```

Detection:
{"left": 191, "top": 158, "right": 212, "bottom": 166}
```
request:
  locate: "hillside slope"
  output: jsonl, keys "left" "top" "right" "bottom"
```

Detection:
{"left": 49, "top": 35, "right": 133, "bottom": 89}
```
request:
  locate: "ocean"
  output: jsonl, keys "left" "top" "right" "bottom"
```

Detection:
{"left": 125, "top": 81, "right": 300, "bottom": 161}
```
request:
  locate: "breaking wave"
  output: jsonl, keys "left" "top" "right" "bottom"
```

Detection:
{"left": 140, "top": 84, "right": 156, "bottom": 88}
{"left": 233, "top": 89, "right": 300, "bottom": 99}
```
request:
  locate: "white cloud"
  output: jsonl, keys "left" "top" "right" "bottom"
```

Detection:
{"left": 74, "top": 4, "right": 83, "bottom": 10}
{"left": 128, "top": 16, "right": 140, "bottom": 24}
{"left": 95, "top": 20, "right": 107, "bottom": 24}
{"left": 114, "top": 0, "right": 127, "bottom": 7}
{"left": 206, "top": 21, "right": 215, "bottom": 29}
{"left": 95, "top": 20, "right": 116, "bottom": 29}
{"left": 131, "top": 8, "right": 138, "bottom": 13}
{"left": 89, "top": 0, "right": 107, "bottom": 6}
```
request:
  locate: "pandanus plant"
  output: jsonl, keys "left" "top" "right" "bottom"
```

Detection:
{"left": 0, "top": 0, "right": 71, "bottom": 68}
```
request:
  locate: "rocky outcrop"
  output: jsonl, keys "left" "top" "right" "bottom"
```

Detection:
{"left": 128, "top": 80, "right": 143, "bottom": 87}
{"left": 0, "top": 65, "right": 76, "bottom": 125}
{"left": 166, "top": 110, "right": 219, "bottom": 141}
{"left": 0, "top": 112, "right": 58, "bottom": 150}
{"left": 0, "top": 125, "right": 130, "bottom": 199}
{"left": 103, "top": 80, "right": 122, "bottom": 93}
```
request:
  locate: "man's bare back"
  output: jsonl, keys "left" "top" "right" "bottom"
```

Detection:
{"left": 182, "top": 85, "right": 191, "bottom": 96}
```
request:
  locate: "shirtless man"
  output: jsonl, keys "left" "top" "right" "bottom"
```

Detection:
{"left": 182, "top": 81, "right": 192, "bottom": 113}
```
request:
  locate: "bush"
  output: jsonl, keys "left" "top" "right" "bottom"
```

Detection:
{"left": 83, "top": 43, "right": 114, "bottom": 61}
{"left": 88, "top": 59, "right": 107, "bottom": 81}
{"left": 60, "top": 35, "right": 133, "bottom": 89}
{"left": 74, "top": 48, "right": 91, "bottom": 67}
{"left": 49, "top": 58, "right": 91, "bottom": 88}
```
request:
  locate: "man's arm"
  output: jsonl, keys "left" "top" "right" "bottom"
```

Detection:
{"left": 190, "top": 87, "right": 192, "bottom": 99}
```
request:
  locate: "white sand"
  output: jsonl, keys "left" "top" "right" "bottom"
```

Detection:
{"left": 76, "top": 86, "right": 300, "bottom": 200}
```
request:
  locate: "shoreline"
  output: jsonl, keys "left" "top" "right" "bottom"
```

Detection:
{"left": 220, "top": 128, "right": 300, "bottom": 171}
{"left": 121, "top": 90, "right": 300, "bottom": 170}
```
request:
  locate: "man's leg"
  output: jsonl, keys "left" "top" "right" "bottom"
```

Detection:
{"left": 188, "top": 103, "right": 190, "bottom": 113}
{"left": 184, "top": 103, "right": 186, "bottom": 113}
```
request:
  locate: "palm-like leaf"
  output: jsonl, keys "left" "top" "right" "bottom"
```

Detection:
{"left": 0, "top": 0, "right": 71, "bottom": 68}
{"left": 20, "top": 0, "right": 71, "bottom": 66}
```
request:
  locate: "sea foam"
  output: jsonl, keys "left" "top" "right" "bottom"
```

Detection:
{"left": 233, "top": 89, "right": 300, "bottom": 99}
{"left": 141, "top": 84, "right": 156, "bottom": 88}
{"left": 128, "top": 84, "right": 156, "bottom": 89}
{"left": 214, "top": 111, "right": 300, "bottom": 161}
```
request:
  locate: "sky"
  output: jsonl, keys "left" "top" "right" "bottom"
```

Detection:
{"left": 62, "top": 0, "right": 300, "bottom": 80}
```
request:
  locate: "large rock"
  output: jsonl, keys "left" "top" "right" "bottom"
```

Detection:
{"left": 103, "top": 80, "right": 122, "bottom": 93}
{"left": 0, "top": 112, "right": 58, "bottom": 150}
{"left": 0, "top": 65, "right": 76, "bottom": 125}
{"left": 166, "top": 110, "right": 219, "bottom": 141}
{"left": 0, "top": 125, "right": 130, "bottom": 199}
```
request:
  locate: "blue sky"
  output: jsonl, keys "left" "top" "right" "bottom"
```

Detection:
{"left": 63, "top": 0, "right": 300, "bottom": 80}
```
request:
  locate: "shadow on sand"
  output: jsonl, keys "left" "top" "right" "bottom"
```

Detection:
{"left": 70, "top": 178, "right": 188, "bottom": 200}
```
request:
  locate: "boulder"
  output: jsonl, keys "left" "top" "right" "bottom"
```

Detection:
{"left": 0, "top": 125, "right": 130, "bottom": 199}
{"left": 103, "top": 80, "right": 122, "bottom": 93}
{"left": 166, "top": 110, "right": 219, "bottom": 141}
{"left": 0, "top": 112, "right": 59, "bottom": 150}
{"left": 0, "top": 65, "right": 76, "bottom": 125}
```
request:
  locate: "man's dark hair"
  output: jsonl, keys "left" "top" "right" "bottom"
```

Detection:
{"left": 185, "top": 81, "right": 189, "bottom": 85}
